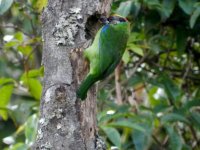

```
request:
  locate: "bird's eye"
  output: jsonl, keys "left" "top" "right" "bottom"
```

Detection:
{"left": 108, "top": 16, "right": 115, "bottom": 22}
{"left": 119, "top": 18, "right": 126, "bottom": 22}
{"left": 99, "top": 16, "right": 108, "bottom": 24}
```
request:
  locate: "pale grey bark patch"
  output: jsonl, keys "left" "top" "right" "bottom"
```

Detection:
{"left": 52, "top": 8, "right": 83, "bottom": 46}
{"left": 33, "top": 0, "right": 112, "bottom": 150}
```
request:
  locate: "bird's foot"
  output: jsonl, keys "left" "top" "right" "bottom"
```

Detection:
{"left": 70, "top": 47, "right": 83, "bottom": 54}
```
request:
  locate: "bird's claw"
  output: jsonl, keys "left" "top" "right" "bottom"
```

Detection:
{"left": 70, "top": 48, "right": 83, "bottom": 54}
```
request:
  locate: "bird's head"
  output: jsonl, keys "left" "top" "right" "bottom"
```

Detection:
{"left": 108, "top": 14, "right": 128, "bottom": 24}
{"left": 99, "top": 14, "right": 128, "bottom": 25}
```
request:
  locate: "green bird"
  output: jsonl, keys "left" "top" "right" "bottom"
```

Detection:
{"left": 77, "top": 15, "right": 130, "bottom": 100}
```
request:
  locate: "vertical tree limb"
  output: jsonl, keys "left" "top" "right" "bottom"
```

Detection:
{"left": 115, "top": 63, "right": 123, "bottom": 105}
{"left": 33, "top": 0, "right": 112, "bottom": 149}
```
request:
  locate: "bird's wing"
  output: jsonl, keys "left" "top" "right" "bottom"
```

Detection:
{"left": 99, "top": 23, "right": 129, "bottom": 78}
{"left": 98, "top": 24, "right": 114, "bottom": 75}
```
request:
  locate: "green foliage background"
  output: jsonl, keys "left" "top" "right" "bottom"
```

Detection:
{"left": 0, "top": 0, "right": 200, "bottom": 150}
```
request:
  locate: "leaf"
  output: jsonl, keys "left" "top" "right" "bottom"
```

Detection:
{"left": 131, "top": 1, "right": 141, "bottom": 17}
{"left": 128, "top": 33, "right": 145, "bottom": 43}
{"left": 166, "top": 126, "right": 183, "bottom": 150}
{"left": 0, "top": 84, "right": 14, "bottom": 120}
{"left": 0, "top": 0, "right": 13, "bottom": 15}
{"left": 190, "top": 6, "right": 200, "bottom": 28}
{"left": 127, "top": 74, "right": 143, "bottom": 87}
{"left": 8, "top": 143, "right": 28, "bottom": 150}
{"left": 143, "top": 0, "right": 160, "bottom": 8}
{"left": 9, "top": 99, "right": 37, "bottom": 124}
{"left": 148, "top": 35, "right": 164, "bottom": 53}
{"left": 161, "top": 113, "right": 190, "bottom": 124}
{"left": 189, "top": 112, "right": 200, "bottom": 130}
{"left": 25, "top": 114, "right": 38, "bottom": 146}
{"left": 98, "top": 111, "right": 136, "bottom": 124}
{"left": 0, "top": 78, "right": 14, "bottom": 85}
{"left": 127, "top": 43, "right": 144, "bottom": 56}
{"left": 122, "top": 50, "right": 130, "bottom": 64}
{"left": 181, "top": 99, "right": 200, "bottom": 113}
{"left": 21, "top": 67, "right": 44, "bottom": 79}
{"left": 107, "top": 120, "right": 145, "bottom": 132}
{"left": 27, "top": 78, "right": 42, "bottom": 100}
{"left": 14, "top": 32, "right": 24, "bottom": 42}
{"left": 178, "top": 0, "right": 196, "bottom": 15}
{"left": 4, "top": 41, "right": 19, "bottom": 49}
{"left": 101, "top": 126, "right": 121, "bottom": 148}
{"left": 116, "top": 1, "right": 132, "bottom": 17}
{"left": 132, "top": 124, "right": 152, "bottom": 150}
{"left": 20, "top": 68, "right": 43, "bottom": 100}
{"left": 159, "top": 0, "right": 176, "bottom": 21}
{"left": 17, "top": 45, "right": 32, "bottom": 57}
{"left": 35, "top": 0, "right": 47, "bottom": 12}
{"left": 159, "top": 75, "right": 181, "bottom": 102}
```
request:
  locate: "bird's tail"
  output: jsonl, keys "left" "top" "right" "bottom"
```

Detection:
{"left": 76, "top": 74, "right": 97, "bottom": 100}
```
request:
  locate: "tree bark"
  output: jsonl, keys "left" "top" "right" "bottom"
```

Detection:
{"left": 33, "top": 0, "right": 112, "bottom": 149}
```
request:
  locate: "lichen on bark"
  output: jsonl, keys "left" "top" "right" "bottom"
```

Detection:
{"left": 52, "top": 8, "right": 83, "bottom": 46}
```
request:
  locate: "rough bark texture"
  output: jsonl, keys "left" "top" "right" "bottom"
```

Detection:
{"left": 33, "top": 0, "right": 112, "bottom": 149}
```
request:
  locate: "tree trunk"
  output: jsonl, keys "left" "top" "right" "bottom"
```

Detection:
{"left": 33, "top": 0, "right": 112, "bottom": 149}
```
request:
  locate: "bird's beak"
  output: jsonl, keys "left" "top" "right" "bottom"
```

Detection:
{"left": 99, "top": 16, "right": 109, "bottom": 24}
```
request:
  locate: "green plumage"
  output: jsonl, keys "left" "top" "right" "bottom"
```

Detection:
{"left": 77, "top": 16, "right": 130, "bottom": 100}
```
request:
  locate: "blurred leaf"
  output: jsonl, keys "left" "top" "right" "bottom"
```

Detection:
{"left": 98, "top": 112, "right": 135, "bottom": 124}
{"left": 35, "top": 0, "right": 47, "bottom": 12}
{"left": 0, "top": 84, "right": 14, "bottom": 120}
{"left": 132, "top": 124, "right": 152, "bottom": 150}
{"left": 107, "top": 120, "right": 145, "bottom": 132}
{"left": 4, "top": 41, "right": 19, "bottom": 49}
{"left": 116, "top": 1, "right": 132, "bottom": 17}
{"left": 14, "top": 32, "right": 24, "bottom": 42}
{"left": 148, "top": 35, "right": 164, "bottom": 53}
{"left": 131, "top": 1, "right": 141, "bottom": 17}
{"left": 127, "top": 43, "right": 144, "bottom": 56}
{"left": 8, "top": 143, "right": 28, "bottom": 150}
{"left": 20, "top": 68, "right": 43, "bottom": 100}
{"left": 181, "top": 99, "right": 200, "bottom": 113}
{"left": 17, "top": 45, "right": 32, "bottom": 57}
{"left": 0, "top": 0, "right": 13, "bottom": 15}
{"left": 127, "top": 74, "right": 143, "bottom": 87}
{"left": 190, "top": 6, "right": 200, "bottom": 28}
{"left": 0, "top": 78, "right": 14, "bottom": 85}
{"left": 14, "top": 125, "right": 25, "bottom": 136}
{"left": 128, "top": 33, "right": 145, "bottom": 43}
{"left": 178, "top": 0, "right": 196, "bottom": 15}
{"left": 182, "top": 144, "right": 192, "bottom": 150}
{"left": 166, "top": 126, "right": 183, "bottom": 150}
{"left": 143, "top": 0, "right": 161, "bottom": 8}
{"left": 9, "top": 99, "right": 37, "bottom": 124}
{"left": 122, "top": 50, "right": 130, "bottom": 64}
{"left": 27, "top": 78, "right": 42, "bottom": 100}
{"left": 159, "top": 75, "right": 181, "bottom": 102}
{"left": 101, "top": 126, "right": 121, "bottom": 148}
{"left": 189, "top": 112, "right": 200, "bottom": 130}
{"left": 159, "top": 0, "right": 176, "bottom": 21}
{"left": 21, "top": 67, "right": 44, "bottom": 79}
{"left": 161, "top": 113, "right": 190, "bottom": 124}
{"left": 25, "top": 114, "right": 38, "bottom": 146}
